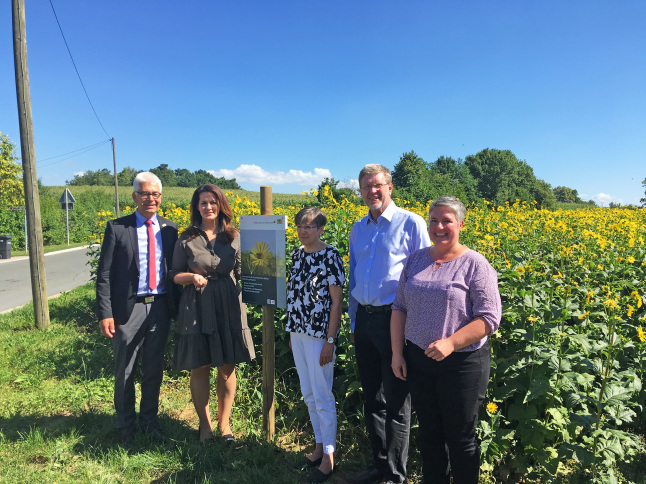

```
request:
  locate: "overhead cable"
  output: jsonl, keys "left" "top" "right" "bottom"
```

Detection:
{"left": 48, "top": 0, "right": 111, "bottom": 138}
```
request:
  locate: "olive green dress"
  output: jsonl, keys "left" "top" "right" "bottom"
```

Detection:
{"left": 170, "top": 230, "right": 255, "bottom": 370}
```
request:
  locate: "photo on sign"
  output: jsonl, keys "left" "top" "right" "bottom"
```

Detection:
{"left": 240, "top": 232, "right": 285, "bottom": 277}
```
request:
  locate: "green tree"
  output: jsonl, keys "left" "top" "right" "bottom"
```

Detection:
{"left": 641, "top": 178, "right": 646, "bottom": 207}
{"left": 0, "top": 132, "right": 24, "bottom": 207}
{"left": 392, "top": 150, "right": 429, "bottom": 190}
{"left": 150, "top": 163, "right": 177, "bottom": 187}
{"left": 117, "top": 166, "right": 138, "bottom": 187}
{"left": 553, "top": 186, "right": 582, "bottom": 203}
{"left": 429, "top": 156, "right": 478, "bottom": 203}
{"left": 67, "top": 168, "right": 114, "bottom": 186}
{"left": 175, "top": 168, "right": 196, "bottom": 187}
{"left": 464, "top": 148, "right": 538, "bottom": 204}
{"left": 533, "top": 179, "right": 557, "bottom": 210}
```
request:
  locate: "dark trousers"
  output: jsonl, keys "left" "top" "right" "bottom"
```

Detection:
{"left": 354, "top": 306, "right": 410, "bottom": 483}
{"left": 405, "top": 341, "right": 490, "bottom": 484}
{"left": 113, "top": 298, "right": 171, "bottom": 430}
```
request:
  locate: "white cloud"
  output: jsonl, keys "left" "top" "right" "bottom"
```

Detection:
{"left": 592, "top": 193, "right": 624, "bottom": 206}
{"left": 338, "top": 179, "right": 359, "bottom": 190}
{"left": 208, "top": 164, "right": 332, "bottom": 187}
{"left": 73, "top": 171, "right": 85, "bottom": 177}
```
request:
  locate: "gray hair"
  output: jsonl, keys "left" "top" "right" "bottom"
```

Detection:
{"left": 358, "top": 164, "right": 392, "bottom": 186}
{"left": 428, "top": 196, "right": 466, "bottom": 224}
{"left": 133, "top": 172, "right": 163, "bottom": 192}
{"left": 294, "top": 206, "right": 327, "bottom": 228}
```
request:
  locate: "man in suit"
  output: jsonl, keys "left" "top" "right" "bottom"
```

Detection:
{"left": 97, "top": 171, "right": 178, "bottom": 445}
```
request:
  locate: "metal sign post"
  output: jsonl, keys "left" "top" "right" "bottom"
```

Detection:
{"left": 58, "top": 189, "right": 76, "bottom": 246}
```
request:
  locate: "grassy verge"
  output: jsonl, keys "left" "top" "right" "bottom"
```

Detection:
{"left": 0, "top": 284, "right": 389, "bottom": 483}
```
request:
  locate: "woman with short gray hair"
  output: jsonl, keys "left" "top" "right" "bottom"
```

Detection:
{"left": 391, "top": 195, "right": 501, "bottom": 483}
{"left": 287, "top": 206, "right": 345, "bottom": 482}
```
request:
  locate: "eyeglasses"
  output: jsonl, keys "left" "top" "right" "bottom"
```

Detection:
{"left": 360, "top": 182, "right": 389, "bottom": 191}
{"left": 296, "top": 225, "right": 320, "bottom": 231}
{"left": 136, "top": 191, "right": 162, "bottom": 199}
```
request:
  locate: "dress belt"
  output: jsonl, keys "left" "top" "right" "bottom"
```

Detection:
{"left": 136, "top": 294, "right": 165, "bottom": 304}
{"left": 359, "top": 303, "right": 392, "bottom": 313}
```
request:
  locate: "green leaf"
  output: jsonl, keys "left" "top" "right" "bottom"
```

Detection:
{"left": 524, "top": 375, "right": 551, "bottom": 403}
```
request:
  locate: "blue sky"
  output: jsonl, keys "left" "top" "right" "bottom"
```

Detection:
{"left": 1, "top": 1, "right": 644, "bottom": 205}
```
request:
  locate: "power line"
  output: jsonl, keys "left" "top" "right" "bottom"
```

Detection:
{"left": 15, "top": 139, "right": 113, "bottom": 167}
{"left": 48, "top": 0, "right": 111, "bottom": 138}
{"left": 38, "top": 140, "right": 112, "bottom": 168}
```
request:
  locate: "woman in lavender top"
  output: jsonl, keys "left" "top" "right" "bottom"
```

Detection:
{"left": 391, "top": 196, "right": 501, "bottom": 484}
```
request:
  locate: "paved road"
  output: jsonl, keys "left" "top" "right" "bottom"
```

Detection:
{"left": 0, "top": 247, "right": 93, "bottom": 313}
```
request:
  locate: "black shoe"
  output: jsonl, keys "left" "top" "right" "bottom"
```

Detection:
{"left": 346, "top": 466, "right": 383, "bottom": 484}
{"left": 307, "top": 467, "right": 335, "bottom": 483}
{"left": 294, "top": 456, "right": 323, "bottom": 471}
{"left": 142, "top": 424, "right": 167, "bottom": 442}
{"left": 222, "top": 433, "right": 236, "bottom": 444}
{"left": 119, "top": 427, "right": 135, "bottom": 448}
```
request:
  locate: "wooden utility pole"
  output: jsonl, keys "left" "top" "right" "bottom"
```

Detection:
{"left": 260, "top": 185, "right": 275, "bottom": 441}
{"left": 12, "top": 0, "right": 50, "bottom": 329}
{"left": 111, "top": 137, "right": 119, "bottom": 217}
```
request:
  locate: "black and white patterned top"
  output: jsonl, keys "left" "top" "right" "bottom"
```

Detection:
{"left": 286, "top": 245, "right": 346, "bottom": 338}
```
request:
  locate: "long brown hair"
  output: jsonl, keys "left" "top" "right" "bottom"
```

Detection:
{"left": 183, "top": 184, "right": 237, "bottom": 243}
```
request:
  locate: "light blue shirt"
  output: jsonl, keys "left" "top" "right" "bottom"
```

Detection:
{"left": 348, "top": 201, "right": 430, "bottom": 331}
{"left": 135, "top": 211, "right": 166, "bottom": 296}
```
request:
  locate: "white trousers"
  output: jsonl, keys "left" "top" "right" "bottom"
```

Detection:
{"left": 290, "top": 332, "right": 337, "bottom": 454}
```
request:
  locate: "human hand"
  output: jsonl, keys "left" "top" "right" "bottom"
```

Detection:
{"left": 319, "top": 342, "right": 335, "bottom": 366}
{"left": 100, "top": 318, "right": 115, "bottom": 338}
{"left": 391, "top": 354, "right": 407, "bottom": 381}
{"left": 192, "top": 274, "right": 208, "bottom": 288}
{"left": 425, "top": 338, "right": 455, "bottom": 361}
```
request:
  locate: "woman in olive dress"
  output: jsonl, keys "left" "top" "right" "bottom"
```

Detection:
{"left": 170, "top": 184, "right": 255, "bottom": 442}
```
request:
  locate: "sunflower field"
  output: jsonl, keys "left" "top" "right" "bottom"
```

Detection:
{"left": 91, "top": 187, "right": 646, "bottom": 483}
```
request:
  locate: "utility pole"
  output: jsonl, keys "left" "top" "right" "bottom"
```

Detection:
{"left": 12, "top": 0, "right": 50, "bottom": 329}
{"left": 111, "top": 137, "right": 119, "bottom": 217}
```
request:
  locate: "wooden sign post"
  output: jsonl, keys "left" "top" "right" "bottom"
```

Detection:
{"left": 260, "top": 185, "right": 276, "bottom": 441}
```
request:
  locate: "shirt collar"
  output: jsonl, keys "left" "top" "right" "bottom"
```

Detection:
{"left": 365, "top": 200, "right": 397, "bottom": 225}
{"left": 135, "top": 210, "right": 159, "bottom": 227}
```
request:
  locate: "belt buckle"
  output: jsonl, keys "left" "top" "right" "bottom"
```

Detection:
{"left": 143, "top": 296, "right": 154, "bottom": 304}
{"left": 364, "top": 305, "right": 375, "bottom": 313}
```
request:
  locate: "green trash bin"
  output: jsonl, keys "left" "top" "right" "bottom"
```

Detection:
{"left": 0, "top": 234, "right": 12, "bottom": 259}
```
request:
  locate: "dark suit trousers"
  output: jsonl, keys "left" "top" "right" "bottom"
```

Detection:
{"left": 354, "top": 305, "right": 410, "bottom": 483}
{"left": 113, "top": 298, "right": 171, "bottom": 430}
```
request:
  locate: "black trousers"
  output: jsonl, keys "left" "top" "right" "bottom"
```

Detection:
{"left": 113, "top": 298, "right": 171, "bottom": 430}
{"left": 354, "top": 306, "right": 410, "bottom": 483}
{"left": 405, "top": 341, "right": 490, "bottom": 484}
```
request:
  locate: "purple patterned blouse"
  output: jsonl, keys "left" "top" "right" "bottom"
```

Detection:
{"left": 392, "top": 248, "right": 501, "bottom": 352}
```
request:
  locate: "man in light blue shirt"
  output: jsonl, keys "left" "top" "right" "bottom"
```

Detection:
{"left": 347, "top": 164, "right": 430, "bottom": 484}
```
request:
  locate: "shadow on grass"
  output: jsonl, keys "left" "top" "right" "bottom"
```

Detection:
{"left": 0, "top": 410, "right": 325, "bottom": 483}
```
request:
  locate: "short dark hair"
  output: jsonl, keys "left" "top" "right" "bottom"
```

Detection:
{"left": 294, "top": 206, "right": 327, "bottom": 228}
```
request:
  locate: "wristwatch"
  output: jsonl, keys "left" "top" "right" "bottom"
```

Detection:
{"left": 326, "top": 336, "right": 336, "bottom": 344}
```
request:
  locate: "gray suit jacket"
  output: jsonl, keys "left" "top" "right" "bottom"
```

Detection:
{"left": 96, "top": 212, "right": 179, "bottom": 325}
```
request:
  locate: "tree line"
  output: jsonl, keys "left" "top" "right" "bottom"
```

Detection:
{"left": 67, "top": 163, "right": 241, "bottom": 190}
{"left": 320, "top": 148, "right": 602, "bottom": 209}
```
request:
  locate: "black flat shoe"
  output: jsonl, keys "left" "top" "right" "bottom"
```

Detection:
{"left": 346, "top": 466, "right": 383, "bottom": 484}
{"left": 222, "top": 433, "right": 235, "bottom": 444}
{"left": 294, "top": 456, "right": 323, "bottom": 471}
{"left": 307, "top": 467, "right": 335, "bottom": 483}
